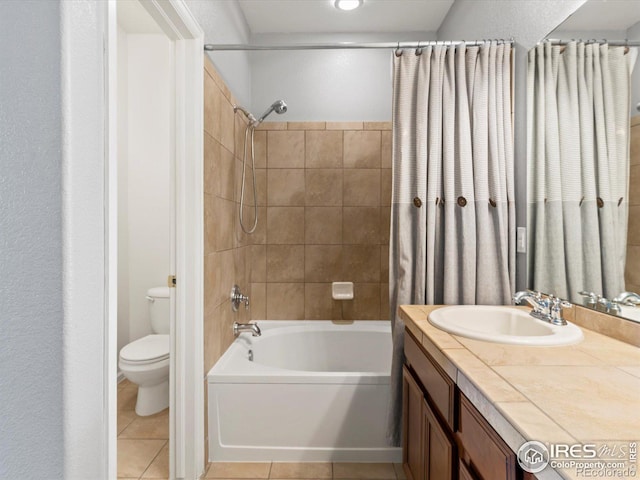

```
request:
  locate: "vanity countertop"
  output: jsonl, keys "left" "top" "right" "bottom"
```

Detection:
{"left": 400, "top": 305, "right": 640, "bottom": 480}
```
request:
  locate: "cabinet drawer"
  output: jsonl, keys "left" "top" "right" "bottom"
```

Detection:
{"left": 457, "top": 394, "right": 517, "bottom": 480}
{"left": 404, "top": 329, "right": 455, "bottom": 429}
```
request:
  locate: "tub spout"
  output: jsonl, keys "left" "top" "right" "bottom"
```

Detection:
{"left": 233, "top": 321, "right": 261, "bottom": 337}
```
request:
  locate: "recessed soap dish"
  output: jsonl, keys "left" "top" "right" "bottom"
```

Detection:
{"left": 332, "top": 282, "right": 354, "bottom": 300}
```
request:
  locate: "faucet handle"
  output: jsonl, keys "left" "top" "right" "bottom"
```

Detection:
{"left": 549, "top": 297, "right": 571, "bottom": 325}
{"left": 578, "top": 290, "right": 595, "bottom": 297}
{"left": 578, "top": 291, "right": 600, "bottom": 307}
{"left": 551, "top": 296, "right": 572, "bottom": 310}
{"left": 596, "top": 296, "right": 622, "bottom": 314}
{"left": 230, "top": 284, "right": 250, "bottom": 312}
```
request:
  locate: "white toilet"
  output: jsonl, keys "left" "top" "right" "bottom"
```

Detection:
{"left": 119, "top": 286, "right": 170, "bottom": 416}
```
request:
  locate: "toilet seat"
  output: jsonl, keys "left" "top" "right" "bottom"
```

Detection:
{"left": 120, "top": 334, "right": 169, "bottom": 365}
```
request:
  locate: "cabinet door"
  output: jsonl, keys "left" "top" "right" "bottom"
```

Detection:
{"left": 423, "top": 398, "right": 454, "bottom": 480}
{"left": 403, "top": 366, "right": 424, "bottom": 480}
{"left": 457, "top": 394, "right": 517, "bottom": 480}
{"left": 458, "top": 460, "right": 479, "bottom": 480}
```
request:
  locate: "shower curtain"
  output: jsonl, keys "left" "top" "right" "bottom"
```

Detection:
{"left": 387, "top": 43, "right": 515, "bottom": 445}
{"left": 527, "top": 42, "right": 636, "bottom": 303}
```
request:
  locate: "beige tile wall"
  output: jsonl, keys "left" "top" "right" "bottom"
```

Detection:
{"left": 203, "top": 56, "right": 254, "bottom": 457}
{"left": 569, "top": 305, "right": 640, "bottom": 348}
{"left": 249, "top": 121, "right": 392, "bottom": 321}
{"left": 626, "top": 115, "right": 640, "bottom": 294}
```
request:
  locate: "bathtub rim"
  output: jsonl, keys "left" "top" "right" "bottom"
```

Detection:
{"left": 207, "top": 320, "right": 393, "bottom": 385}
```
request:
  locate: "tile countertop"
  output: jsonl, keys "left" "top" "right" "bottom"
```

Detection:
{"left": 400, "top": 305, "right": 640, "bottom": 480}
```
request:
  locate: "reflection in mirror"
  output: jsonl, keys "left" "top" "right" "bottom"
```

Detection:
{"left": 526, "top": 0, "right": 640, "bottom": 322}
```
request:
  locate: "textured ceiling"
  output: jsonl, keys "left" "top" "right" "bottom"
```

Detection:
{"left": 555, "top": 0, "right": 640, "bottom": 32}
{"left": 237, "top": 0, "right": 454, "bottom": 34}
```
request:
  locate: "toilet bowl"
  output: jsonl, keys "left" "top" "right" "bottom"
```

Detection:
{"left": 119, "top": 287, "right": 171, "bottom": 416}
{"left": 119, "top": 334, "right": 170, "bottom": 416}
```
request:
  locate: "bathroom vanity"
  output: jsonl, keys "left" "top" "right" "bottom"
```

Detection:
{"left": 401, "top": 304, "right": 640, "bottom": 480}
{"left": 403, "top": 328, "right": 524, "bottom": 480}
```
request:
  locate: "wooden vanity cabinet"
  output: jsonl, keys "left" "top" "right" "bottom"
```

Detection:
{"left": 403, "top": 328, "right": 523, "bottom": 480}
{"left": 402, "top": 366, "right": 455, "bottom": 480}
{"left": 402, "top": 366, "right": 425, "bottom": 480}
{"left": 457, "top": 394, "right": 517, "bottom": 480}
{"left": 458, "top": 459, "right": 477, "bottom": 480}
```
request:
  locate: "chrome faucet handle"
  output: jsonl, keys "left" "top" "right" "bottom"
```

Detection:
{"left": 230, "top": 284, "right": 250, "bottom": 312}
{"left": 549, "top": 297, "right": 572, "bottom": 325}
{"left": 610, "top": 301, "right": 623, "bottom": 314}
{"left": 578, "top": 291, "right": 599, "bottom": 304}
{"left": 597, "top": 296, "right": 621, "bottom": 314}
{"left": 578, "top": 291, "right": 595, "bottom": 297}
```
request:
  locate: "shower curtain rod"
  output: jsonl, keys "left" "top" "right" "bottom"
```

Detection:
{"left": 545, "top": 38, "right": 640, "bottom": 47}
{"left": 204, "top": 39, "right": 514, "bottom": 51}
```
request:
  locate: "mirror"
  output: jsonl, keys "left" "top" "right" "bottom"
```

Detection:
{"left": 527, "top": 0, "right": 640, "bottom": 323}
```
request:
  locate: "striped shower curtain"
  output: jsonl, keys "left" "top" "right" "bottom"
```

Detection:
{"left": 387, "top": 42, "right": 515, "bottom": 445}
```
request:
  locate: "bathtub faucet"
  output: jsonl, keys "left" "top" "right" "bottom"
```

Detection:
{"left": 233, "top": 321, "right": 261, "bottom": 337}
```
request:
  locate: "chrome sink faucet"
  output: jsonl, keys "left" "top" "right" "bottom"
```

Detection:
{"left": 233, "top": 322, "right": 261, "bottom": 337}
{"left": 513, "top": 290, "right": 546, "bottom": 315}
{"left": 513, "top": 290, "right": 571, "bottom": 326}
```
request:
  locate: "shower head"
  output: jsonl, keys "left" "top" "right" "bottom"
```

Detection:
{"left": 255, "top": 100, "right": 288, "bottom": 125}
{"left": 273, "top": 100, "right": 287, "bottom": 114}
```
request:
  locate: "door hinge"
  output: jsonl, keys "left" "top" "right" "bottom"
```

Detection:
{"left": 168, "top": 275, "right": 176, "bottom": 288}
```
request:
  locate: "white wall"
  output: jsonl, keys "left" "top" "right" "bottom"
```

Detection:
{"left": 437, "top": 0, "right": 587, "bottom": 48}
{"left": 118, "top": 25, "right": 130, "bottom": 355}
{"left": 0, "top": 1, "right": 64, "bottom": 477}
{"left": 249, "top": 32, "right": 434, "bottom": 122}
{"left": 60, "top": 0, "right": 109, "bottom": 476}
{"left": 185, "top": 0, "right": 252, "bottom": 106}
{"left": 118, "top": 33, "right": 173, "bottom": 348}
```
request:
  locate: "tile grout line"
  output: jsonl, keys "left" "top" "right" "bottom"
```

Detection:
{"left": 137, "top": 438, "right": 168, "bottom": 480}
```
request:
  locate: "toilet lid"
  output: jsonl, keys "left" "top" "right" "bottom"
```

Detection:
{"left": 120, "top": 334, "right": 170, "bottom": 363}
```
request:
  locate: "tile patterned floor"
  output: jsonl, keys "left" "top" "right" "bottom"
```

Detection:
{"left": 118, "top": 379, "right": 169, "bottom": 479}
{"left": 204, "top": 462, "right": 407, "bottom": 480}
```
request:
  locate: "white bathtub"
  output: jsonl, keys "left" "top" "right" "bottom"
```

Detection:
{"left": 207, "top": 320, "right": 401, "bottom": 462}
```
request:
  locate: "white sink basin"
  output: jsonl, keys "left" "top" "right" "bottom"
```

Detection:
{"left": 428, "top": 306, "right": 583, "bottom": 346}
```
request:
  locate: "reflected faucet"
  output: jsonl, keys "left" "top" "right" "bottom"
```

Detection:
{"left": 613, "top": 291, "right": 640, "bottom": 306}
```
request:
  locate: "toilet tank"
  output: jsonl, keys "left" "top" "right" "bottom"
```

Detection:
{"left": 147, "top": 286, "right": 171, "bottom": 334}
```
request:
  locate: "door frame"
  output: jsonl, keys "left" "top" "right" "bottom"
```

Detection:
{"left": 106, "top": 1, "right": 204, "bottom": 478}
